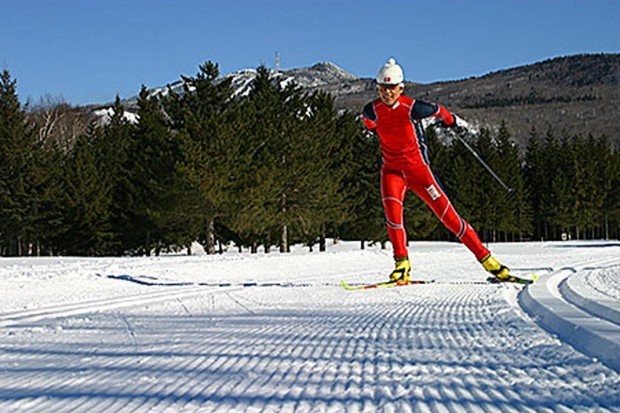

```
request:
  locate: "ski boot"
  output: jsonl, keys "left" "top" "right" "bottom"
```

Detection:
{"left": 480, "top": 255, "right": 510, "bottom": 280}
{"left": 389, "top": 257, "right": 411, "bottom": 285}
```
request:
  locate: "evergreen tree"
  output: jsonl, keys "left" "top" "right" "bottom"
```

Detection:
{"left": 609, "top": 148, "right": 620, "bottom": 239}
{"left": 163, "top": 61, "right": 240, "bottom": 254}
{"left": 474, "top": 128, "right": 502, "bottom": 241}
{"left": 0, "top": 70, "right": 41, "bottom": 256}
{"left": 595, "top": 135, "right": 618, "bottom": 239}
{"left": 572, "top": 134, "right": 603, "bottom": 239}
{"left": 541, "top": 128, "right": 562, "bottom": 239}
{"left": 95, "top": 95, "right": 134, "bottom": 254}
{"left": 57, "top": 125, "right": 114, "bottom": 255}
{"left": 494, "top": 121, "right": 531, "bottom": 240}
{"left": 128, "top": 86, "right": 188, "bottom": 255}
{"left": 232, "top": 66, "right": 296, "bottom": 252}
{"left": 335, "top": 113, "right": 385, "bottom": 249}
{"left": 292, "top": 90, "right": 349, "bottom": 251}
{"left": 445, "top": 130, "right": 485, "bottom": 235}
{"left": 550, "top": 134, "right": 576, "bottom": 238}
{"left": 230, "top": 67, "right": 355, "bottom": 252}
{"left": 32, "top": 132, "right": 66, "bottom": 255}
{"left": 524, "top": 127, "right": 545, "bottom": 240}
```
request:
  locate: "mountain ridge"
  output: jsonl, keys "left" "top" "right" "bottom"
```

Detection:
{"left": 332, "top": 53, "right": 620, "bottom": 147}
{"left": 95, "top": 53, "right": 620, "bottom": 148}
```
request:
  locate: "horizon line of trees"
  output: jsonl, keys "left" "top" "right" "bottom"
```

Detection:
{"left": 1, "top": 62, "right": 618, "bottom": 257}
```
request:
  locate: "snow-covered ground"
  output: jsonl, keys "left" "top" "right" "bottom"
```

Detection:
{"left": 1, "top": 240, "right": 619, "bottom": 412}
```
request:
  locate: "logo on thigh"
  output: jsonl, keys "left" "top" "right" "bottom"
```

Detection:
{"left": 425, "top": 184, "right": 441, "bottom": 201}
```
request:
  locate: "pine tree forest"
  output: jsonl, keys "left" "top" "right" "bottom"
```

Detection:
{"left": 1, "top": 64, "right": 619, "bottom": 257}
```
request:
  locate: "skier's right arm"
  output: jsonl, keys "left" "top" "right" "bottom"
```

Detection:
{"left": 361, "top": 102, "right": 377, "bottom": 131}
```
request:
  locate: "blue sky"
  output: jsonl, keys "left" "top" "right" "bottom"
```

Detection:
{"left": 2, "top": 0, "right": 619, "bottom": 106}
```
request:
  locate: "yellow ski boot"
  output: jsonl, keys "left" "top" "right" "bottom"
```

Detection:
{"left": 389, "top": 257, "right": 411, "bottom": 285}
{"left": 480, "top": 255, "right": 510, "bottom": 279}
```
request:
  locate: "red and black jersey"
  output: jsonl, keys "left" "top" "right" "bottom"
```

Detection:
{"left": 362, "top": 96, "right": 489, "bottom": 261}
{"left": 361, "top": 95, "right": 454, "bottom": 168}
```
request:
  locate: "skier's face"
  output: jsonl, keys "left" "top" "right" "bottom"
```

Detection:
{"left": 377, "top": 83, "right": 403, "bottom": 106}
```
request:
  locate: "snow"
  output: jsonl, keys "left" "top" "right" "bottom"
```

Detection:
{"left": 560, "top": 267, "right": 620, "bottom": 324}
{"left": 92, "top": 107, "right": 140, "bottom": 125}
{"left": 1, "top": 240, "right": 619, "bottom": 412}
{"left": 92, "top": 61, "right": 359, "bottom": 122}
{"left": 520, "top": 253, "right": 620, "bottom": 371}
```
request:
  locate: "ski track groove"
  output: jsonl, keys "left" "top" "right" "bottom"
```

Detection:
{"left": 521, "top": 256, "right": 620, "bottom": 373}
{"left": 0, "top": 267, "right": 373, "bottom": 329}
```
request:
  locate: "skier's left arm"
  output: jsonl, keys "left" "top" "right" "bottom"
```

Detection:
{"left": 410, "top": 100, "right": 456, "bottom": 127}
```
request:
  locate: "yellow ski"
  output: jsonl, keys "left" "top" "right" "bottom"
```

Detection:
{"left": 341, "top": 279, "right": 435, "bottom": 291}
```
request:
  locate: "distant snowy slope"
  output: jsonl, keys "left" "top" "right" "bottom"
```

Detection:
{"left": 91, "top": 61, "right": 483, "bottom": 142}
{"left": 285, "top": 62, "right": 358, "bottom": 87}
{"left": 92, "top": 107, "right": 140, "bottom": 125}
{"left": 108, "top": 61, "right": 359, "bottom": 113}
{"left": 86, "top": 54, "right": 620, "bottom": 148}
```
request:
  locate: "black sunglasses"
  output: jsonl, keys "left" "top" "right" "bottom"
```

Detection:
{"left": 377, "top": 84, "right": 401, "bottom": 90}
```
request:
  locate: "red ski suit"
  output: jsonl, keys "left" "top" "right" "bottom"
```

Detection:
{"left": 362, "top": 95, "right": 489, "bottom": 261}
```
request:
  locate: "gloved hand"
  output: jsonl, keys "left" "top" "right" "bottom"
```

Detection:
{"left": 441, "top": 113, "right": 458, "bottom": 128}
{"left": 433, "top": 117, "right": 458, "bottom": 130}
{"left": 441, "top": 114, "right": 468, "bottom": 135}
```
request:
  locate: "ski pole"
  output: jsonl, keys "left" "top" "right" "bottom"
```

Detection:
{"left": 434, "top": 123, "right": 514, "bottom": 194}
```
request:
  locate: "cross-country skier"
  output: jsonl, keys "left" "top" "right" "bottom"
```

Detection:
{"left": 361, "top": 58, "right": 510, "bottom": 284}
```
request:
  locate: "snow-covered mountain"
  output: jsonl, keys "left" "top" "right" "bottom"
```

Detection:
{"left": 116, "top": 61, "right": 360, "bottom": 111}
{"left": 91, "top": 61, "right": 479, "bottom": 140}
{"left": 91, "top": 54, "right": 620, "bottom": 149}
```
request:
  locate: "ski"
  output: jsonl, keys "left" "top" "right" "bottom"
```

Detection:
{"left": 341, "top": 279, "right": 435, "bottom": 291}
{"left": 486, "top": 273, "right": 539, "bottom": 285}
{"left": 342, "top": 273, "right": 537, "bottom": 290}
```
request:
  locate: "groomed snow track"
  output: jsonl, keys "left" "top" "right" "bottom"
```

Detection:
{"left": 519, "top": 258, "right": 620, "bottom": 372}
{"left": 1, "top": 243, "right": 619, "bottom": 412}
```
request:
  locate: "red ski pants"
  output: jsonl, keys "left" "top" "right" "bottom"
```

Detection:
{"left": 381, "top": 164, "right": 490, "bottom": 261}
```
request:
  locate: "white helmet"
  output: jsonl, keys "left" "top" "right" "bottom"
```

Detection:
{"left": 376, "top": 58, "right": 404, "bottom": 85}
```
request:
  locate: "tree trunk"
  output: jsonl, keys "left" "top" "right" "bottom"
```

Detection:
{"left": 280, "top": 192, "right": 289, "bottom": 253}
{"left": 360, "top": 240, "right": 365, "bottom": 250}
{"left": 265, "top": 233, "right": 272, "bottom": 253}
{"left": 319, "top": 223, "right": 326, "bottom": 252}
{"left": 145, "top": 231, "right": 151, "bottom": 257}
{"left": 280, "top": 225, "right": 289, "bottom": 253}
{"left": 605, "top": 213, "right": 609, "bottom": 240}
{"left": 206, "top": 218, "right": 216, "bottom": 255}
{"left": 251, "top": 242, "right": 258, "bottom": 254}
